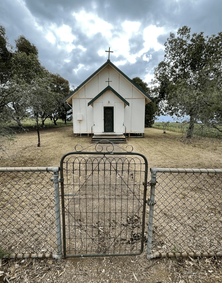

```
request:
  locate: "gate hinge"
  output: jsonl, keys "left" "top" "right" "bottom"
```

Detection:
{"left": 59, "top": 178, "right": 64, "bottom": 183}
{"left": 146, "top": 198, "right": 156, "bottom": 206}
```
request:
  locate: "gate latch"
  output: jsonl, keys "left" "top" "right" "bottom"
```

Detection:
{"left": 146, "top": 198, "right": 156, "bottom": 206}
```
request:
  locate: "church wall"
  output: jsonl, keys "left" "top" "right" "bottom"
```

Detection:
{"left": 72, "top": 96, "right": 93, "bottom": 134}
{"left": 124, "top": 97, "right": 145, "bottom": 133}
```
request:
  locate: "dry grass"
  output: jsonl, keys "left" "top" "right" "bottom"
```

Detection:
{"left": 1, "top": 127, "right": 222, "bottom": 170}
{"left": 1, "top": 126, "right": 222, "bottom": 282}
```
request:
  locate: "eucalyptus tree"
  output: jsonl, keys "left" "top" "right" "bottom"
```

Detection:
{"left": 154, "top": 26, "right": 222, "bottom": 138}
{"left": 0, "top": 26, "right": 70, "bottom": 148}
{"left": 49, "top": 73, "right": 70, "bottom": 125}
{"left": 0, "top": 25, "right": 12, "bottom": 85}
{"left": 29, "top": 74, "right": 60, "bottom": 147}
{"left": 5, "top": 41, "right": 45, "bottom": 129}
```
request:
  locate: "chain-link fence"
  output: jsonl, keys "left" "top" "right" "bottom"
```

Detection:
{"left": 0, "top": 167, "right": 62, "bottom": 259}
{"left": 1, "top": 165, "right": 222, "bottom": 261}
{"left": 147, "top": 168, "right": 222, "bottom": 259}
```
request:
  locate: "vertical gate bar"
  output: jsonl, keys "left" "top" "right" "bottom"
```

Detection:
{"left": 140, "top": 157, "right": 148, "bottom": 254}
{"left": 147, "top": 169, "right": 157, "bottom": 260}
{"left": 60, "top": 161, "right": 66, "bottom": 258}
{"left": 52, "top": 169, "right": 62, "bottom": 260}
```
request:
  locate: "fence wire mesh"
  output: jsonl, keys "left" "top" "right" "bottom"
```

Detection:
{"left": 147, "top": 168, "right": 222, "bottom": 259}
{"left": 0, "top": 167, "right": 61, "bottom": 259}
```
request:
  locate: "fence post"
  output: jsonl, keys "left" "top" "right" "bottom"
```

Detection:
{"left": 52, "top": 169, "right": 62, "bottom": 260}
{"left": 147, "top": 168, "right": 157, "bottom": 260}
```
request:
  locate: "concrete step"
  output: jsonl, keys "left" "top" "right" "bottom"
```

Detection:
{"left": 91, "top": 135, "right": 126, "bottom": 144}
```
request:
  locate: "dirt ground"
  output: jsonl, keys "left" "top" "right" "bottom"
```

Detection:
{"left": 1, "top": 126, "right": 222, "bottom": 282}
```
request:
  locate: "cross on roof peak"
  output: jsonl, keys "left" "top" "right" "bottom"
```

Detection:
{"left": 105, "top": 47, "right": 113, "bottom": 60}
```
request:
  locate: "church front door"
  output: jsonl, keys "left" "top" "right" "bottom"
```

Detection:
{"left": 104, "top": 107, "right": 114, "bottom": 132}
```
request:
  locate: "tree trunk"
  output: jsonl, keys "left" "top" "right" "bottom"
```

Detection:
{"left": 15, "top": 117, "right": 23, "bottom": 129}
{"left": 35, "top": 115, "right": 41, "bottom": 147}
{"left": 37, "top": 127, "right": 40, "bottom": 147}
{"left": 41, "top": 118, "right": 45, "bottom": 127}
{"left": 186, "top": 114, "right": 195, "bottom": 138}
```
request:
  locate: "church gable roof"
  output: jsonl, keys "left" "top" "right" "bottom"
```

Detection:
{"left": 88, "top": 85, "right": 130, "bottom": 107}
{"left": 65, "top": 60, "right": 153, "bottom": 104}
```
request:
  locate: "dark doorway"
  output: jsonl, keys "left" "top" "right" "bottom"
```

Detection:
{"left": 104, "top": 107, "right": 114, "bottom": 132}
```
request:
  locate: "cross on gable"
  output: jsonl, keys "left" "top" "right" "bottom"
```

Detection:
{"left": 105, "top": 47, "right": 113, "bottom": 60}
{"left": 106, "top": 78, "right": 112, "bottom": 86}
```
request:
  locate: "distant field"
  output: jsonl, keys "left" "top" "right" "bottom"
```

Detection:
{"left": 153, "top": 122, "right": 222, "bottom": 139}
{"left": 4, "top": 118, "right": 73, "bottom": 132}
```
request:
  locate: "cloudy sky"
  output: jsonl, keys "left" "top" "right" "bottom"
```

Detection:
{"left": 1, "top": 0, "right": 222, "bottom": 92}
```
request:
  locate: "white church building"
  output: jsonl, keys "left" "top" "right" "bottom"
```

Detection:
{"left": 66, "top": 54, "right": 152, "bottom": 138}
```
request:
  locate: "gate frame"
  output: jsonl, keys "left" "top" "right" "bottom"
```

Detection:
{"left": 60, "top": 141, "right": 149, "bottom": 258}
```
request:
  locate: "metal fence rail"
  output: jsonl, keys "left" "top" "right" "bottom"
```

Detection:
{"left": 0, "top": 167, "right": 62, "bottom": 259}
{"left": 147, "top": 168, "right": 222, "bottom": 259}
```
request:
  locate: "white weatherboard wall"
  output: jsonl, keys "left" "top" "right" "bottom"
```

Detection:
{"left": 70, "top": 63, "right": 149, "bottom": 135}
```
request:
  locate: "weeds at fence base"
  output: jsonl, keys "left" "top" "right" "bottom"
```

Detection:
{"left": 0, "top": 246, "right": 10, "bottom": 259}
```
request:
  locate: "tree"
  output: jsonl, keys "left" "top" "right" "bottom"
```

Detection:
{"left": 29, "top": 75, "right": 59, "bottom": 147}
{"left": 2, "top": 78, "right": 30, "bottom": 129}
{"left": 5, "top": 39, "right": 45, "bottom": 129}
{"left": 15, "top": 35, "right": 38, "bottom": 56}
{"left": 0, "top": 26, "right": 70, "bottom": 148}
{"left": 132, "top": 77, "right": 157, "bottom": 127}
{"left": 49, "top": 73, "right": 70, "bottom": 125}
{"left": 154, "top": 26, "right": 222, "bottom": 138}
{"left": 0, "top": 26, "right": 12, "bottom": 85}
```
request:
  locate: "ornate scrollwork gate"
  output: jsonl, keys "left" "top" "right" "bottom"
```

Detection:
{"left": 60, "top": 141, "right": 148, "bottom": 258}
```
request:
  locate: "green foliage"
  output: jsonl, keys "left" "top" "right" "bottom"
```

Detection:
{"left": 15, "top": 35, "right": 38, "bottom": 56}
{"left": 0, "top": 246, "right": 10, "bottom": 259}
{"left": 0, "top": 26, "right": 12, "bottom": 85}
{"left": 49, "top": 73, "right": 70, "bottom": 124}
{"left": 132, "top": 77, "right": 157, "bottom": 127}
{"left": 11, "top": 52, "right": 44, "bottom": 83}
{"left": 154, "top": 26, "right": 222, "bottom": 138}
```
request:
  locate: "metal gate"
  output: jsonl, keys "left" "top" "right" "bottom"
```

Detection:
{"left": 60, "top": 141, "right": 148, "bottom": 258}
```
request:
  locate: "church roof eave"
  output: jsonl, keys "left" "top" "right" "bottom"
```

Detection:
{"left": 88, "top": 85, "right": 130, "bottom": 107}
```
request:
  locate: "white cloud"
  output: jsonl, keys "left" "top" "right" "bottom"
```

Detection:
{"left": 56, "top": 24, "right": 76, "bottom": 43}
{"left": 143, "top": 25, "right": 165, "bottom": 51}
{"left": 122, "top": 21, "right": 141, "bottom": 35}
{"left": 45, "top": 24, "right": 76, "bottom": 52}
{"left": 108, "top": 20, "right": 141, "bottom": 64}
{"left": 72, "top": 10, "right": 113, "bottom": 37}
{"left": 45, "top": 31, "right": 56, "bottom": 44}
{"left": 143, "top": 54, "right": 152, "bottom": 62}
{"left": 144, "top": 73, "right": 155, "bottom": 84}
{"left": 73, "top": 64, "right": 84, "bottom": 74}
